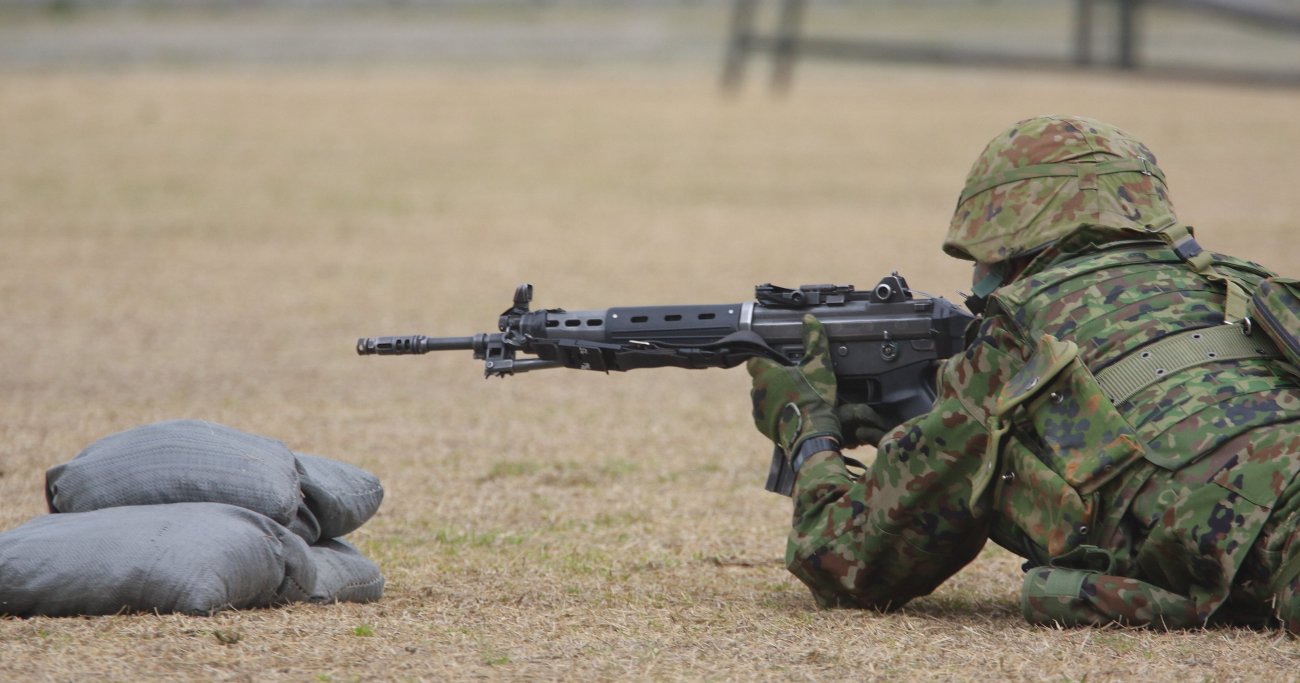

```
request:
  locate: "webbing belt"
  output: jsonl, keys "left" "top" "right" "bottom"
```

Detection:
{"left": 1095, "top": 325, "right": 1280, "bottom": 405}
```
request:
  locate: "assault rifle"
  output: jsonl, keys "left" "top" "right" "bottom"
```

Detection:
{"left": 357, "top": 274, "right": 973, "bottom": 495}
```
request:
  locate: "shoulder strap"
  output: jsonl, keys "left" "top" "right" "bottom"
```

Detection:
{"left": 1147, "top": 222, "right": 1251, "bottom": 325}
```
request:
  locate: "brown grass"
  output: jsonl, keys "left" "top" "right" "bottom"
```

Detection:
{"left": 4, "top": 42, "right": 1300, "bottom": 682}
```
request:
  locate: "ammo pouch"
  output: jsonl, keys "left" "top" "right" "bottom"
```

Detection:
{"left": 1249, "top": 276, "right": 1300, "bottom": 375}
{"left": 978, "top": 334, "right": 1147, "bottom": 559}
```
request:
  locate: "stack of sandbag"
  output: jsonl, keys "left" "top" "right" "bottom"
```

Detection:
{"left": 0, "top": 420, "right": 385, "bottom": 617}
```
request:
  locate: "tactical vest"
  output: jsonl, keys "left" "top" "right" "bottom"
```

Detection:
{"left": 977, "top": 236, "right": 1300, "bottom": 617}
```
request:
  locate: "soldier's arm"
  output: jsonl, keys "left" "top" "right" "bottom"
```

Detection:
{"left": 783, "top": 318, "right": 1025, "bottom": 609}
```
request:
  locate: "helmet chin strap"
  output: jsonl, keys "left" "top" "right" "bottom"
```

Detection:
{"left": 965, "top": 261, "right": 1011, "bottom": 315}
{"left": 972, "top": 264, "right": 1007, "bottom": 299}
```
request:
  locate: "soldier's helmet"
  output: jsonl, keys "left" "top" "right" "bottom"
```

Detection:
{"left": 944, "top": 115, "right": 1177, "bottom": 265}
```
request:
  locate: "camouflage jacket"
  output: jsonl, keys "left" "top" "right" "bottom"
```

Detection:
{"left": 787, "top": 228, "right": 1300, "bottom": 628}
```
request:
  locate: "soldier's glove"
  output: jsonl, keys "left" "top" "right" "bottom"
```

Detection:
{"left": 746, "top": 314, "right": 841, "bottom": 461}
{"left": 836, "top": 402, "right": 888, "bottom": 449}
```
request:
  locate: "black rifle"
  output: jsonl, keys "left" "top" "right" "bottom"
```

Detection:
{"left": 357, "top": 273, "right": 973, "bottom": 495}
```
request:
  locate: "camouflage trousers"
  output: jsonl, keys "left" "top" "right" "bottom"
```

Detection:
{"left": 1023, "top": 502, "right": 1300, "bottom": 632}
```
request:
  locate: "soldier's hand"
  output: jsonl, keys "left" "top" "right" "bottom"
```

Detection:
{"left": 746, "top": 314, "right": 841, "bottom": 455}
{"left": 836, "top": 402, "right": 888, "bottom": 449}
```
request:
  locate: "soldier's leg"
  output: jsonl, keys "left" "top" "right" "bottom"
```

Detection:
{"left": 1022, "top": 566, "right": 1201, "bottom": 629}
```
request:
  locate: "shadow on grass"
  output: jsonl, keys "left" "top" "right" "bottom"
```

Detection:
{"left": 757, "top": 583, "right": 1021, "bottom": 624}
{"left": 896, "top": 593, "right": 1021, "bottom": 622}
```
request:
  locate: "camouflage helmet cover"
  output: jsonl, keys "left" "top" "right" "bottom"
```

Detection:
{"left": 944, "top": 115, "right": 1177, "bottom": 264}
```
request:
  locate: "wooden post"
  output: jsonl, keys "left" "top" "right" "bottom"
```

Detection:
{"left": 1117, "top": 0, "right": 1140, "bottom": 69}
{"left": 721, "top": 0, "right": 760, "bottom": 92}
{"left": 1074, "top": 0, "right": 1096, "bottom": 65}
{"left": 771, "top": 0, "right": 806, "bottom": 93}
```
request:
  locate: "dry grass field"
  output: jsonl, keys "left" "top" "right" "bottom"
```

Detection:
{"left": 4, "top": 7, "right": 1300, "bottom": 682}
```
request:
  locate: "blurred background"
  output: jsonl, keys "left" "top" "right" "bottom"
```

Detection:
{"left": 3, "top": 0, "right": 1300, "bottom": 75}
{"left": 3, "top": 3, "right": 1300, "bottom": 679}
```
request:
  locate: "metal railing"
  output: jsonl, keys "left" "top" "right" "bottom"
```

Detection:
{"left": 722, "top": 0, "right": 1300, "bottom": 92}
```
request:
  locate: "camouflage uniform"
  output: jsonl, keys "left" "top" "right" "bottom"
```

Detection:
{"left": 771, "top": 116, "right": 1300, "bottom": 631}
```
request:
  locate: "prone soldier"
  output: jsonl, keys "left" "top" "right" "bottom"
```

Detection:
{"left": 748, "top": 114, "right": 1300, "bottom": 631}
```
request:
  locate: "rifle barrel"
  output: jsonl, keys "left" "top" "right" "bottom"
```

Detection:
{"left": 356, "top": 335, "right": 477, "bottom": 355}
